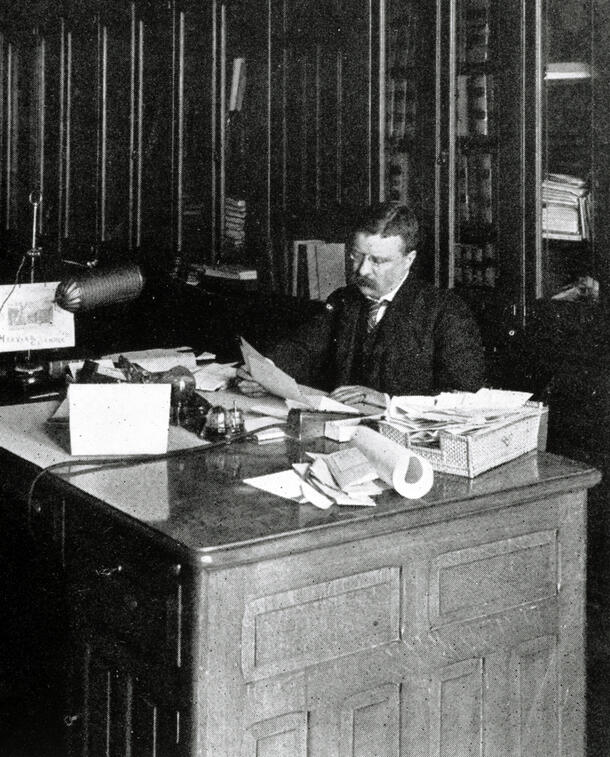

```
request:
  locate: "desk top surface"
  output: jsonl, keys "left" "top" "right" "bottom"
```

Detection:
{"left": 0, "top": 399, "right": 601, "bottom": 568}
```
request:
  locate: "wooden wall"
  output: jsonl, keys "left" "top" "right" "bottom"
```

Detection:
{"left": 0, "top": 0, "right": 383, "bottom": 291}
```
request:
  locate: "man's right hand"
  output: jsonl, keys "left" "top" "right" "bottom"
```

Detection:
{"left": 235, "top": 366, "right": 268, "bottom": 397}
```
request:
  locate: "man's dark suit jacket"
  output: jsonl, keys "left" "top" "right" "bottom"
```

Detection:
{"left": 269, "top": 274, "right": 486, "bottom": 396}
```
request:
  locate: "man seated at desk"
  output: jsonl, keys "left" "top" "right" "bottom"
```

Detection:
{"left": 237, "top": 202, "right": 485, "bottom": 406}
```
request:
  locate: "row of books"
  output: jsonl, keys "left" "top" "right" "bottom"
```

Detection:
{"left": 458, "top": 5, "right": 490, "bottom": 66}
{"left": 386, "top": 151, "right": 411, "bottom": 205}
{"left": 457, "top": 74, "right": 492, "bottom": 138}
{"left": 454, "top": 242, "right": 497, "bottom": 288}
{"left": 225, "top": 196, "right": 246, "bottom": 247}
{"left": 386, "top": 12, "right": 421, "bottom": 71}
{"left": 458, "top": 152, "right": 493, "bottom": 226}
{"left": 542, "top": 173, "right": 591, "bottom": 241}
{"left": 386, "top": 77, "right": 417, "bottom": 142}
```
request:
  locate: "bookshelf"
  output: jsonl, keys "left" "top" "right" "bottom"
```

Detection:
{"left": 383, "top": 0, "right": 521, "bottom": 333}
{"left": 382, "top": 0, "right": 609, "bottom": 347}
{"left": 541, "top": 56, "right": 593, "bottom": 300}
{"left": 452, "top": 1, "right": 497, "bottom": 292}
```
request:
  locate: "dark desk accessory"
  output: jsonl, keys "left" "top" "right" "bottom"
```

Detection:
{"left": 115, "top": 355, "right": 211, "bottom": 430}
{"left": 286, "top": 408, "right": 364, "bottom": 440}
{"left": 203, "top": 401, "right": 245, "bottom": 441}
{"left": 54, "top": 264, "right": 144, "bottom": 312}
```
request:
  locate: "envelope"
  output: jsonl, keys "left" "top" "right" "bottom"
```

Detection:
{"left": 68, "top": 383, "right": 171, "bottom": 456}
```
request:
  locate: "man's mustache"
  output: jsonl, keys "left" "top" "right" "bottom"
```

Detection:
{"left": 355, "top": 276, "right": 375, "bottom": 288}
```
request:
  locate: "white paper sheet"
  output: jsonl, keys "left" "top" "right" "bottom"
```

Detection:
{"left": 243, "top": 469, "right": 304, "bottom": 501}
{"left": 240, "top": 337, "right": 358, "bottom": 412}
{"left": 192, "top": 362, "right": 237, "bottom": 391}
{"left": 68, "top": 383, "right": 171, "bottom": 455}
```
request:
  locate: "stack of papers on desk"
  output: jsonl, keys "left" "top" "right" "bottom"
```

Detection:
{"left": 385, "top": 388, "right": 535, "bottom": 446}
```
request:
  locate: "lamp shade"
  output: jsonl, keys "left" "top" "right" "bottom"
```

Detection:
{"left": 55, "top": 265, "right": 145, "bottom": 312}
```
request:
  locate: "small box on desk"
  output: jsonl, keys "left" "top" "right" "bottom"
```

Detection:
{"left": 377, "top": 402, "right": 548, "bottom": 478}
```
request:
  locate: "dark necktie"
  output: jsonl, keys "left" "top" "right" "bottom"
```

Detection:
{"left": 367, "top": 299, "right": 384, "bottom": 333}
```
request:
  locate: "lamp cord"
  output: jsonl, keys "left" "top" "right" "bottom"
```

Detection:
{"left": 26, "top": 422, "right": 287, "bottom": 515}
{"left": 0, "top": 255, "right": 27, "bottom": 316}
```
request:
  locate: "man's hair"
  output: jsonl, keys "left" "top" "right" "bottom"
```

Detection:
{"left": 349, "top": 202, "right": 419, "bottom": 253}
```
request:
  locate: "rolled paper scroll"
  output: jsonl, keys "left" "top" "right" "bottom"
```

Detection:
{"left": 351, "top": 425, "right": 434, "bottom": 499}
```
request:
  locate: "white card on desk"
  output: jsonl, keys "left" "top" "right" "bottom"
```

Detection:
{"left": 68, "top": 384, "right": 171, "bottom": 456}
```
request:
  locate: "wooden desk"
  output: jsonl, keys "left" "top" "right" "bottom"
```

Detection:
{"left": 0, "top": 401, "right": 600, "bottom": 757}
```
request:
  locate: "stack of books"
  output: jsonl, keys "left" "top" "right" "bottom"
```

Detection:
{"left": 185, "top": 263, "right": 257, "bottom": 288}
{"left": 542, "top": 173, "right": 591, "bottom": 241}
{"left": 225, "top": 197, "right": 246, "bottom": 248}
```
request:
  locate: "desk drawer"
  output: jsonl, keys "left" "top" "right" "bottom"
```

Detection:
{"left": 66, "top": 510, "right": 183, "bottom": 670}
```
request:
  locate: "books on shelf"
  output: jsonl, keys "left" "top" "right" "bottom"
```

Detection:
{"left": 458, "top": 152, "right": 493, "bottom": 225}
{"left": 202, "top": 264, "right": 257, "bottom": 281}
{"left": 456, "top": 74, "right": 491, "bottom": 137}
{"left": 186, "top": 263, "right": 257, "bottom": 286}
{"left": 542, "top": 174, "right": 591, "bottom": 241}
{"left": 460, "top": 5, "right": 490, "bottom": 65}
{"left": 292, "top": 240, "right": 346, "bottom": 301}
{"left": 224, "top": 197, "right": 246, "bottom": 249}
{"left": 545, "top": 62, "right": 591, "bottom": 81}
{"left": 229, "top": 57, "right": 246, "bottom": 111}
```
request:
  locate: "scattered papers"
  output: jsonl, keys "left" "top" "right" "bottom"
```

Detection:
{"left": 192, "top": 362, "right": 237, "bottom": 391}
{"left": 196, "top": 351, "right": 216, "bottom": 361}
{"left": 243, "top": 426, "right": 433, "bottom": 508}
{"left": 240, "top": 337, "right": 358, "bottom": 413}
{"left": 243, "top": 469, "right": 304, "bottom": 501}
{"left": 286, "top": 395, "right": 359, "bottom": 414}
{"left": 102, "top": 347, "right": 198, "bottom": 374}
{"left": 325, "top": 448, "right": 378, "bottom": 490}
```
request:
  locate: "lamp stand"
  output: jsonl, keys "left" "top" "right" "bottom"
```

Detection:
{"left": 11, "top": 192, "right": 48, "bottom": 391}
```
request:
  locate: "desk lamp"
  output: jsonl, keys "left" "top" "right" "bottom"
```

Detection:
{"left": 54, "top": 264, "right": 145, "bottom": 312}
{"left": 54, "top": 266, "right": 202, "bottom": 420}
{"left": 12, "top": 191, "right": 49, "bottom": 388}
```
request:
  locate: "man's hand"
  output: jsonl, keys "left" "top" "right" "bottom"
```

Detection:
{"left": 330, "top": 385, "right": 386, "bottom": 408}
{"left": 235, "top": 366, "right": 268, "bottom": 397}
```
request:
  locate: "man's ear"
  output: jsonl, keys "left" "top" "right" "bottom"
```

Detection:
{"left": 405, "top": 250, "right": 417, "bottom": 271}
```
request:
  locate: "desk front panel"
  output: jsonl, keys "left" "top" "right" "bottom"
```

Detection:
{"left": 200, "top": 489, "right": 584, "bottom": 757}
